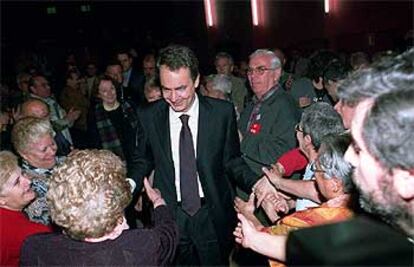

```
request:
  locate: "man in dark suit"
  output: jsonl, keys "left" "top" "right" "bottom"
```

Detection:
{"left": 117, "top": 50, "right": 145, "bottom": 106}
{"left": 129, "top": 45, "right": 258, "bottom": 266}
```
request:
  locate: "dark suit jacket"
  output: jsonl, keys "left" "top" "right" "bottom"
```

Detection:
{"left": 20, "top": 206, "right": 178, "bottom": 266}
{"left": 129, "top": 94, "right": 258, "bottom": 254}
{"left": 287, "top": 216, "right": 413, "bottom": 266}
{"left": 125, "top": 68, "right": 146, "bottom": 106}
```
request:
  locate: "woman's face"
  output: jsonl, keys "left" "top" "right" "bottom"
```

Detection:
{"left": 0, "top": 168, "right": 36, "bottom": 210}
{"left": 20, "top": 134, "right": 57, "bottom": 169}
{"left": 98, "top": 80, "right": 117, "bottom": 106}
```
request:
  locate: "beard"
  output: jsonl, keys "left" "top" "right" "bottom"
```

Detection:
{"left": 354, "top": 172, "right": 412, "bottom": 234}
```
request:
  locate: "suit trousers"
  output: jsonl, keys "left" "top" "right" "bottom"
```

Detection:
{"left": 173, "top": 202, "right": 227, "bottom": 266}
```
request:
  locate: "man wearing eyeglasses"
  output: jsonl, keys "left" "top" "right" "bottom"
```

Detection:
{"left": 239, "top": 49, "right": 299, "bottom": 177}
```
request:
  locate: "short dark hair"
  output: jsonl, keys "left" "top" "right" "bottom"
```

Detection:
{"left": 307, "top": 50, "right": 340, "bottom": 82}
{"left": 323, "top": 59, "right": 349, "bottom": 82}
{"left": 363, "top": 89, "right": 414, "bottom": 172}
{"left": 337, "top": 48, "right": 414, "bottom": 107}
{"left": 157, "top": 45, "right": 199, "bottom": 82}
{"left": 301, "top": 102, "right": 345, "bottom": 150}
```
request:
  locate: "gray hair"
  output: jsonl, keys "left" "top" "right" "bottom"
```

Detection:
{"left": 337, "top": 48, "right": 414, "bottom": 107}
{"left": 363, "top": 89, "right": 414, "bottom": 172}
{"left": 212, "top": 74, "right": 232, "bottom": 94}
{"left": 318, "top": 133, "right": 354, "bottom": 193}
{"left": 215, "top": 52, "right": 234, "bottom": 65}
{"left": 301, "top": 102, "right": 345, "bottom": 150}
{"left": 12, "top": 117, "right": 54, "bottom": 154}
{"left": 0, "top": 151, "right": 19, "bottom": 194}
{"left": 249, "top": 49, "right": 281, "bottom": 69}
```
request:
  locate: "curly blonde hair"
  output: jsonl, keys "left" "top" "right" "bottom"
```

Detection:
{"left": 47, "top": 149, "right": 132, "bottom": 240}
{"left": 12, "top": 117, "right": 54, "bottom": 154}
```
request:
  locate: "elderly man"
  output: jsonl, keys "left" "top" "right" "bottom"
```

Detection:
{"left": 21, "top": 98, "right": 71, "bottom": 156}
{"left": 130, "top": 45, "right": 258, "bottom": 266}
{"left": 273, "top": 49, "right": 414, "bottom": 265}
{"left": 215, "top": 52, "right": 248, "bottom": 114}
{"left": 239, "top": 49, "right": 299, "bottom": 175}
{"left": 28, "top": 75, "right": 80, "bottom": 147}
{"left": 0, "top": 151, "right": 52, "bottom": 267}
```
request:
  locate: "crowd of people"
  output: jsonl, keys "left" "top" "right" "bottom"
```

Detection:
{"left": 0, "top": 43, "right": 413, "bottom": 266}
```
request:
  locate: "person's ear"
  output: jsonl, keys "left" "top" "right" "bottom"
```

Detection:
{"left": 194, "top": 74, "right": 200, "bottom": 88}
{"left": 393, "top": 169, "right": 414, "bottom": 200}
{"left": 328, "top": 177, "right": 342, "bottom": 193}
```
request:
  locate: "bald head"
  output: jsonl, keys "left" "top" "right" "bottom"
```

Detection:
{"left": 21, "top": 98, "right": 50, "bottom": 119}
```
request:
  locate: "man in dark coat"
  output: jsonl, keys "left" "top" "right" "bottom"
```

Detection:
{"left": 129, "top": 45, "right": 258, "bottom": 266}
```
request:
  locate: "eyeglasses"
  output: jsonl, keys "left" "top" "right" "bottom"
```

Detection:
{"left": 310, "top": 163, "right": 326, "bottom": 174}
{"left": 295, "top": 123, "right": 303, "bottom": 133}
{"left": 246, "top": 66, "right": 276, "bottom": 76}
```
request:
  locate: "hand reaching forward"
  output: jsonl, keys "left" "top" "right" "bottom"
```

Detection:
{"left": 143, "top": 177, "right": 166, "bottom": 208}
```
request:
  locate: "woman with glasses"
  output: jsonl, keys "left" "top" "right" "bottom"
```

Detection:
{"left": 234, "top": 133, "right": 355, "bottom": 265}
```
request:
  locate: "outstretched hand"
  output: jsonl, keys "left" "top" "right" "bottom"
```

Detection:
{"left": 143, "top": 177, "right": 165, "bottom": 208}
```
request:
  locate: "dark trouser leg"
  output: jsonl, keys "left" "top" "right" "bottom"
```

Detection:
{"left": 174, "top": 204, "right": 227, "bottom": 266}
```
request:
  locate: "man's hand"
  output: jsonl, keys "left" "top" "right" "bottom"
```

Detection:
{"left": 252, "top": 175, "right": 275, "bottom": 207}
{"left": 143, "top": 177, "right": 165, "bottom": 208}
{"left": 234, "top": 193, "right": 255, "bottom": 222}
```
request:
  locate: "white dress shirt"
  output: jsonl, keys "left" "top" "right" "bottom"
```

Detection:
{"left": 169, "top": 94, "right": 205, "bottom": 201}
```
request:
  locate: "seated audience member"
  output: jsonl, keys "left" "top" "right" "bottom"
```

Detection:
{"left": 59, "top": 69, "right": 90, "bottom": 148}
{"left": 235, "top": 133, "right": 354, "bottom": 266}
{"left": 20, "top": 149, "right": 178, "bottom": 266}
{"left": 214, "top": 52, "right": 248, "bottom": 114}
{"left": 12, "top": 117, "right": 63, "bottom": 225}
{"left": 290, "top": 50, "right": 340, "bottom": 108}
{"left": 28, "top": 74, "right": 80, "bottom": 148}
{"left": 252, "top": 102, "right": 345, "bottom": 222}
{"left": 89, "top": 76, "right": 140, "bottom": 166}
{"left": 235, "top": 49, "right": 414, "bottom": 266}
{"left": 208, "top": 74, "right": 232, "bottom": 101}
{"left": 0, "top": 151, "right": 52, "bottom": 267}
{"left": 144, "top": 75, "right": 162, "bottom": 103}
{"left": 21, "top": 98, "right": 71, "bottom": 156}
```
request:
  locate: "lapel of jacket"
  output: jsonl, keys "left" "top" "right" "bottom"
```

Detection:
{"left": 196, "top": 95, "right": 211, "bottom": 174}
{"left": 154, "top": 102, "right": 174, "bottom": 166}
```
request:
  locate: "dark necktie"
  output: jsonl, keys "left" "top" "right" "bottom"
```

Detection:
{"left": 179, "top": 114, "right": 200, "bottom": 216}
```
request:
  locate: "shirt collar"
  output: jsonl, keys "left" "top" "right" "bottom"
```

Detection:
{"left": 252, "top": 84, "right": 279, "bottom": 104}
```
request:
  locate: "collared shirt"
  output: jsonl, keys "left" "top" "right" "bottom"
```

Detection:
{"left": 246, "top": 85, "right": 278, "bottom": 131}
{"left": 296, "top": 161, "right": 320, "bottom": 211}
{"left": 169, "top": 94, "right": 205, "bottom": 201}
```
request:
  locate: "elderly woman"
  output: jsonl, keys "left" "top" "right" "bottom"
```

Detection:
{"left": 234, "top": 134, "right": 354, "bottom": 264}
{"left": 20, "top": 149, "right": 178, "bottom": 266}
{"left": 12, "top": 117, "right": 63, "bottom": 225}
{"left": 0, "top": 151, "right": 52, "bottom": 267}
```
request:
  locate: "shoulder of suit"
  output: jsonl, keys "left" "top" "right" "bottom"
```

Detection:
{"left": 200, "top": 94, "right": 234, "bottom": 111}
